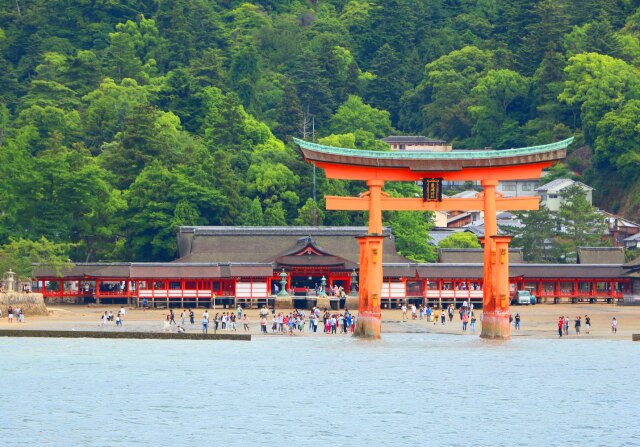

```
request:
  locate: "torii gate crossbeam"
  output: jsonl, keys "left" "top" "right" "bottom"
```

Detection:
{"left": 295, "top": 137, "right": 572, "bottom": 340}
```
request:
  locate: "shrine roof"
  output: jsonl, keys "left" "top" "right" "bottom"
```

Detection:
{"left": 295, "top": 137, "right": 573, "bottom": 172}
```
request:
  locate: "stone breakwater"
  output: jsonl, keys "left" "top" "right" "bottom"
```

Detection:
{"left": 0, "top": 329, "right": 251, "bottom": 341}
{"left": 0, "top": 292, "right": 48, "bottom": 316}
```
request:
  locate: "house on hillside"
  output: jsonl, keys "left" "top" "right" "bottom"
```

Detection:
{"left": 601, "top": 212, "right": 640, "bottom": 247}
{"left": 446, "top": 190, "right": 484, "bottom": 228}
{"left": 623, "top": 233, "right": 640, "bottom": 250}
{"left": 535, "top": 178, "right": 593, "bottom": 212}
{"left": 382, "top": 136, "right": 452, "bottom": 152}
{"left": 497, "top": 179, "right": 540, "bottom": 197}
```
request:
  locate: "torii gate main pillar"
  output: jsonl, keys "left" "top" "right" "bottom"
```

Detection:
{"left": 354, "top": 180, "right": 384, "bottom": 338}
{"left": 480, "top": 179, "right": 512, "bottom": 339}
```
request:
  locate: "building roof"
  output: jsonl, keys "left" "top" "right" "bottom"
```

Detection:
{"left": 428, "top": 228, "right": 469, "bottom": 246}
{"left": 438, "top": 248, "right": 524, "bottom": 264}
{"left": 576, "top": 247, "right": 625, "bottom": 265}
{"left": 176, "top": 226, "right": 409, "bottom": 264}
{"left": 296, "top": 137, "right": 572, "bottom": 172}
{"left": 382, "top": 263, "right": 625, "bottom": 279}
{"left": 382, "top": 136, "right": 447, "bottom": 144}
{"left": 623, "top": 233, "right": 640, "bottom": 242}
{"left": 535, "top": 178, "right": 593, "bottom": 193}
{"left": 33, "top": 262, "right": 274, "bottom": 279}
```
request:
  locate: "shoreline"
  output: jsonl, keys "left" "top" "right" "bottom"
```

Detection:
{"left": 0, "top": 303, "right": 638, "bottom": 341}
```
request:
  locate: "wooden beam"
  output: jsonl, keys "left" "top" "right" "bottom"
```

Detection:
{"left": 325, "top": 196, "right": 540, "bottom": 211}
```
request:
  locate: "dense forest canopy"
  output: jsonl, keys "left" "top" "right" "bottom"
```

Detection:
{"left": 1, "top": 0, "right": 640, "bottom": 265}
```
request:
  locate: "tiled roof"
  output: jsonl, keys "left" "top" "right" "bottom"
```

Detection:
{"left": 535, "top": 178, "right": 593, "bottom": 192}
{"left": 177, "top": 226, "right": 408, "bottom": 264}
{"left": 576, "top": 247, "right": 625, "bottom": 264}
{"left": 382, "top": 263, "right": 624, "bottom": 278}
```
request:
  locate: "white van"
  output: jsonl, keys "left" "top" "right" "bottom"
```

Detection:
{"left": 516, "top": 290, "right": 535, "bottom": 305}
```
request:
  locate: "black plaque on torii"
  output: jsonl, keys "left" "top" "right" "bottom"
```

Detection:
{"left": 422, "top": 178, "right": 443, "bottom": 202}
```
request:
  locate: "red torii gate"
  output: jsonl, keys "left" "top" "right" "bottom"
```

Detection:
{"left": 296, "top": 137, "right": 572, "bottom": 339}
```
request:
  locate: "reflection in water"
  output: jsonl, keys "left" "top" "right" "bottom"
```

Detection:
{"left": 1, "top": 335, "right": 638, "bottom": 447}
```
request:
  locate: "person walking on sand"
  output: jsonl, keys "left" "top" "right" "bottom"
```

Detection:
{"left": 401, "top": 303, "right": 407, "bottom": 320}
{"left": 470, "top": 313, "right": 477, "bottom": 332}
{"left": 462, "top": 312, "right": 468, "bottom": 332}
{"left": 563, "top": 316, "right": 569, "bottom": 336}
{"left": 7, "top": 306, "right": 14, "bottom": 323}
{"left": 441, "top": 309, "right": 446, "bottom": 325}
{"left": 181, "top": 309, "right": 186, "bottom": 326}
{"left": 558, "top": 316, "right": 564, "bottom": 337}
{"left": 169, "top": 309, "right": 176, "bottom": 325}
{"left": 242, "top": 314, "right": 250, "bottom": 331}
{"left": 585, "top": 315, "right": 591, "bottom": 334}
{"left": 514, "top": 313, "right": 521, "bottom": 331}
{"left": 574, "top": 316, "right": 581, "bottom": 335}
{"left": 611, "top": 317, "right": 617, "bottom": 334}
{"left": 189, "top": 309, "right": 195, "bottom": 325}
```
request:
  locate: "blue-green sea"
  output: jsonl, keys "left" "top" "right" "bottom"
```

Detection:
{"left": 1, "top": 334, "right": 638, "bottom": 447}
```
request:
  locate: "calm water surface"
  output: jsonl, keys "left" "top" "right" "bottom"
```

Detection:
{"left": 1, "top": 334, "right": 638, "bottom": 447}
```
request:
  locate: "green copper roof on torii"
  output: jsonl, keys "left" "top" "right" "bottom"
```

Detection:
{"left": 293, "top": 137, "right": 574, "bottom": 161}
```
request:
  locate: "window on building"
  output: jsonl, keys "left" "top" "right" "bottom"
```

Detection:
{"left": 549, "top": 194, "right": 558, "bottom": 199}
{"left": 503, "top": 183, "right": 516, "bottom": 192}
{"left": 522, "top": 183, "right": 532, "bottom": 191}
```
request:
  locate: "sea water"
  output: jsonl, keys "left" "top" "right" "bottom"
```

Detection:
{"left": 1, "top": 334, "right": 638, "bottom": 447}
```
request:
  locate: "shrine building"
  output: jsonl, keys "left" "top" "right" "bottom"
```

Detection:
{"left": 33, "top": 226, "right": 632, "bottom": 308}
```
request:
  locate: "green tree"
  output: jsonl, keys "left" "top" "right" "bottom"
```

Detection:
{"left": 405, "top": 46, "right": 495, "bottom": 142}
{"left": 559, "top": 53, "right": 640, "bottom": 141}
{"left": 385, "top": 211, "right": 436, "bottom": 262}
{"left": 100, "top": 104, "right": 184, "bottom": 189}
{"left": 501, "top": 208, "right": 558, "bottom": 263}
{"left": 126, "top": 162, "right": 226, "bottom": 261}
{"left": 365, "top": 43, "right": 405, "bottom": 122}
{"left": 264, "top": 201, "right": 287, "bottom": 226}
{"left": 556, "top": 184, "right": 608, "bottom": 256}
{"left": 469, "top": 69, "right": 530, "bottom": 148}
{"left": 295, "top": 198, "right": 324, "bottom": 226}
{"left": 594, "top": 100, "right": 640, "bottom": 180}
{"left": 329, "top": 95, "right": 393, "bottom": 138}
{"left": 241, "top": 197, "right": 265, "bottom": 226}
{"left": 274, "top": 81, "right": 304, "bottom": 140}
{"left": 438, "top": 232, "right": 481, "bottom": 249}
{"left": 0, "top": 237, "right": 74, "bottom": 278}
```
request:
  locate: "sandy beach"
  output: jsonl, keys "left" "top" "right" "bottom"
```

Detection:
{"left": 1, "top": 303, "right": 639, "bottom": 340}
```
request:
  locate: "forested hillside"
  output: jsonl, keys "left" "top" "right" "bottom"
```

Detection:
{"left": 1, "top": 0, "right": 640, "bottom": 265}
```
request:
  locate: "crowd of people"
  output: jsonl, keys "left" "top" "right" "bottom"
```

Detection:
{"left": 255, "top": 306, "right": 356, "bottom": 335}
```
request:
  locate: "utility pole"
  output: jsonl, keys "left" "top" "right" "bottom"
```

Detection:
{"left": 312, "top": 115, "right": 316, "bottom": 202}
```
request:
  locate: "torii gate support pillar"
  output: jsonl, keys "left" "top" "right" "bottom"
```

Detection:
{"left": 480, "top": 178, "right": 512, "bottom": 339}
{"left": 354, "top": 179, "right": 384, "bottom": 339}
